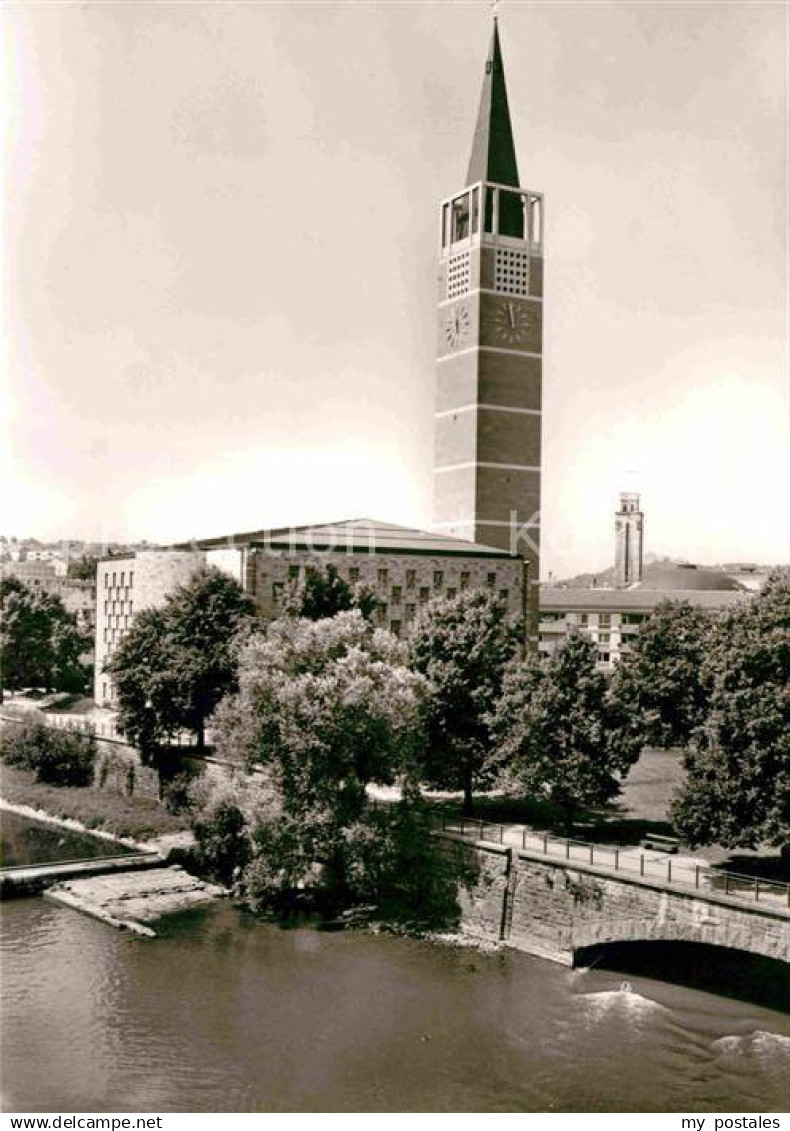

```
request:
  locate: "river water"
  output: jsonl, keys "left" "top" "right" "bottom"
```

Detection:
{"left": 1, "top": 898, "right": 788, "bottom": 1113}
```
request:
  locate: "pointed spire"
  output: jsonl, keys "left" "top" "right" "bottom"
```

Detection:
{"left": 465, "top": 19, "right": 520, "bottom": 188}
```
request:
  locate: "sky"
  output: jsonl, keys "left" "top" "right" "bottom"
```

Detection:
{"left": 2, "top": 0, "right": 788, "bottom": 578}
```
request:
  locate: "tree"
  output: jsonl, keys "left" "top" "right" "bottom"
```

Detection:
{"left": 212, "top": 610, "right": 427, "bottom": 907}
{"left": 671, "top": 572, "right": 790, "bottom": 851}
{"left": 106, "top": 568, "right": 256, "bottom": 760}
{"left": 490, "top": 633, "right": 642, "bottom": 832}
{"left": 281, "top": 564, "right": 381, "bottom": 622}
{"left": 409, "top": 589, "right": 520, "bottom": 812}
{"left": 609, "top": 600, "right": 714, "bottom": 750}
{"left": 67, "top": 556, "right": 99, "bottom": 581}
{"left": 0, "top": 577, "right": 91, "bottom": 694}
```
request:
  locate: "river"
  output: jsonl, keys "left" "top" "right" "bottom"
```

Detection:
{"left": 1, "top": 897, "right": 788, "bottom": 1112}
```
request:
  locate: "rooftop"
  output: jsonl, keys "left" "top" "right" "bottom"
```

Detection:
{"left": 633, "top": 562, "right": 746, "bottom": 593}
{"left": 195, "top": 518, "right": 518, "bottom": 560}
{"left": 540, "top": 587, "right": 749, "bottom": 613}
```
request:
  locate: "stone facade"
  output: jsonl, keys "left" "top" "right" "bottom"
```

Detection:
{"left": 94, "top": 550, "right": 204, "bottom": 704}
{"left": 451, "top": 839, "right": 789, "bottom": 967}
{"left": 246, "top": 545, "right": 524, "bottom": 638}
{"left": 95, "top": 526, "right": 525, "bottom": 702}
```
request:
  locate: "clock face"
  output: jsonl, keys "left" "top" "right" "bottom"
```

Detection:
{"left": 445, "top": 302, "right": 472, "bottom": 350}
{"left": 492, "top": 299, "right": 534, "bottom": 347}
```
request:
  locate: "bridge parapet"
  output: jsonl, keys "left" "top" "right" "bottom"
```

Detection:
{"left": 438, "top": 833, "right": 790, "bottom": 968}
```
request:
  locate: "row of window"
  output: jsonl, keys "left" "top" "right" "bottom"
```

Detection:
{"left": 271, "top": 566, "right": 504, "bottom": 602}
{"left": 271, "top": 580, "right": 509, "bottom": 607}
{"left": 542, "top": 611, "right": 649, "bottom": 626}
{"left": 103, "top": 600, "right": 134, "bottom": 616}
{"left": 103, "top": 571, "right": 134, "bottom": 589}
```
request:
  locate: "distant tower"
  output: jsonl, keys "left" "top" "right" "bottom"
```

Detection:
{"left": 614, "top": 493, "right": 644, "bottom": 587}
{"left": 432, "top": 20, "right": 543, "bottom": 630}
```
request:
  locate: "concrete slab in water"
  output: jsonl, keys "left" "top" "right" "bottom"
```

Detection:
{"left": 46, "top": 865, "right": 226, "bottom": 936}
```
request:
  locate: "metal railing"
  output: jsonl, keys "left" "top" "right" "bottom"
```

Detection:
{"left": 431, "top": 811, "right": 790, "bottom": 910}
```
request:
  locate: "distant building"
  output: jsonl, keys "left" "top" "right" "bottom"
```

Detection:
{"left": 540, "top": 562, "right": 748, "bottom": 670}
{"left": 94, "top": 520, "right": 525, "bottom": 705}
{"left": 2, "top": 559, "right": 96, "bottom": 633}
{"left": 614, "top": 492, "right": 644, "bottom": 588}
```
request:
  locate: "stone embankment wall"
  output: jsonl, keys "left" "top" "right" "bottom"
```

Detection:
{"left": 448, "top": 836, "right": 789, "bottom": 967}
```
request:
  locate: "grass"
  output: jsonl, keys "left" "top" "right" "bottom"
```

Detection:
{"left": 0, "top": 763, "right": 191, "bottom": 842}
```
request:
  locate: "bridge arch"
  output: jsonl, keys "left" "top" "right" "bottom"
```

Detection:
{"left": 570, "top": 916, "right": 783, "bottom": 965}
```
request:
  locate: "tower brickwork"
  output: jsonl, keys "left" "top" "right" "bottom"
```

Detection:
{"left": 614, "top": 492, "right": 644, "bottom": 588}
{"left": 433, "top": 21, "right": 543, "bottom": 633}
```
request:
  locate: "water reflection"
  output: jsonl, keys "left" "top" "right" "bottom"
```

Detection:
{"left": 1, "top": 899, "right": 789, "bottom": 1112}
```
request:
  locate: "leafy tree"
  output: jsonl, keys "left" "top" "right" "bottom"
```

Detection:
{"left": 193, "top": 799, "right": 251, "bottom": 886}
{"left": 490, "top": 633, "right": 642, "bottom": 833}
{"left": 0, "top": 717, "right": 96, "bottom": 787}
{"left": 0, "top": 577, "right": 91, "bottom": 694}
{"left": 671, "top": 572, "right": 790, "bottom": 851}
{"left": 281, "top": 564, "right": 381, "bottom": 622}
{"left": 409, "top": 589, "right": 520, "bottom": 812}
{"left": 609, "top": 600, "right": 714, "bottom": 750}
{"left": 67, "top": 556, "right": 99, "bottom": 581}
{"left": 106, "top": 568, "right": 256, "bottom": 761}
{"left": 213, "top": 610, "right": 427, "bottom": 907}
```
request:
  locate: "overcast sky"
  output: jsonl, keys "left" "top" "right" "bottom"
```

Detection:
{"left": 3, "top": 0, "right": 787, "bottom": 577}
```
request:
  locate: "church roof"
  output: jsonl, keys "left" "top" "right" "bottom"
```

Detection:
{"left": 466, "top": 20, "right": 520, "bottom": 189}
{"left": 540, "top": 587, "right": 748, "bottom": 613}
{"left": 633, "top": 563, "right": 746, "bottom": 593}
{"left": 195, "top": 518, "right": 517, "bottom": 560}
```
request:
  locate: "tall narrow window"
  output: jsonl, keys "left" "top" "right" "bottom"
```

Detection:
{"left": 451, "top": 194, "right": 470, "bottom": 242}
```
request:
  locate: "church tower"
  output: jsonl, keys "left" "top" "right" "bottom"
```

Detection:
{"left": 614, "top": 492, "right": 644, "bottom": 587}
{"left": 432, "top": 20, "right": 543, "bottom": 625}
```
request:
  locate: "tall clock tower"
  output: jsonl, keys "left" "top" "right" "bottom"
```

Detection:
{"left": 433, "top": 20, "right": 543, "bottom": 629}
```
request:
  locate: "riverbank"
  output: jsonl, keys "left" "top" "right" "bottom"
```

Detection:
{"left": 0, "top": 763, "right": 191, "bottom": 843}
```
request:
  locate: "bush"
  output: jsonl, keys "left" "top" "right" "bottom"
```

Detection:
{"left": 193, "top": 800, "right": 251, "bottom": 887}
{"left": 0, "top": 718, "right": 96, "bottom": 787}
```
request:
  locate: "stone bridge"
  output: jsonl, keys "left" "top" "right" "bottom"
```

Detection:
{"left": 442, "top": 834, "right": 789, "bottom": 967}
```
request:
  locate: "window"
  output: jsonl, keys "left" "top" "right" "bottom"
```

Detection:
{"left": 129, "top": 571, "right": 134, "bottom": 586}
{"left": 405, "top": 604, "right": 416, "bottom": 618}
{"left": 391, "top": 586, "right": 402, "bottom": 602}
{"left": 579, "top": 614, "right": 589, "bottom": 626}
{"left": 460, "top": 572, "right": 470, "bottom": 589}
{"left": 120, "top": 571, "right": 125, "bottom": 587}
{"left": 598, "top": 652, "right": 610, "bottom": 663}
{"left": 129, "top": 602, "right": 133, "bottom": 614}
{"left": 419, "top": 587, "right": 430, "bottom": 601}
{"left": 499, "top": 589, "right": 509, "bottom": 602}
{"left": 486, "top": 573, "right": 496, "bottom": 587}
{"left": 378, "top": 568, "right": 389, "bottom": 586}
{"left": 599, "top": 632, "right": 610, "bottom": 645}
{"left": 349, "top": 567, "right": 360, "bottom": 582}
{"left": 599, "top": 613, "right": 611, "bottom": 627}
{"left": 446, "top": 587, "right": 457, "bottom": 599}
{"left": 272, "top": 582, "right": 284, "bottom": 600}
{"left": 112, "top": 572, "right": 116, "bottom": 587}
{"left": 390, "top": 620, "right": 402, "bottom": 638}
{"left": 406, "top": 570, "right": 416, "bottom": 588}
{"left": 451, "top": 193, "right": 470, "bottom": 242}
{"left": 433, "top": 570, "right": 443, "bottom": 588}
{"left": 104, "top": 574, "right": 109, "bottom": 589}
{"left": 287, "top": 565, "right": 299, "bottom": 579}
